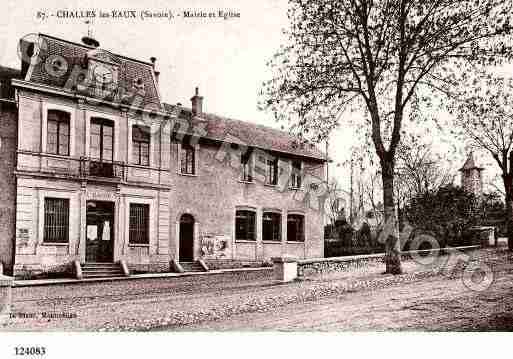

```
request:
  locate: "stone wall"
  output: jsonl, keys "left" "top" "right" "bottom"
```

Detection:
{"left": 0, "top": 102, "right": 17, "bottom": 275}
{"left": 298, "top": 246, "right": 480, "bottom": 277}
{"left": 204, "top": 259, "right": 271, "bottom": 270}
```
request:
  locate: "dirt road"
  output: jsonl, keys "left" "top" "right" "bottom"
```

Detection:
{"left": 3, "top": 248, "right": 511, "bottom": 331}
{"left": 183, "top": 261, "right": 513, "bottom": 331}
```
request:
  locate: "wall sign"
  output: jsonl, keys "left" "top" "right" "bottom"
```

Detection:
{"left": 86, "top": 191, "right": 118, "bottom": 201}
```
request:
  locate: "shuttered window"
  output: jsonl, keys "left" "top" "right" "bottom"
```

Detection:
{"left": 47, "top": 110, "right": 70, "bottom": 156}
{"left": 235, "top": 210, "right": 256, "bottom": 241}
{"left": 43, "top": 198, "right": 69, "bottom": 243}
{"left": 129, "top": 203, "right": 150, "bottom": 245}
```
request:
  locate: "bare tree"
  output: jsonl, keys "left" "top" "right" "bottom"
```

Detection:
{"left": 448, "top": 70, "right": 513, "bottom": 250}
{"left": 325, "top": 177, "right": 347, "bottom": 229}
{"left": 396, "top": 140, "right": 454, "bottom": 200}
{"left": 262, "top": 0, "right": 512, "bottom": 273}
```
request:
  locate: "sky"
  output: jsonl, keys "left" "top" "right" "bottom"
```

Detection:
{"left": 0, "top": 0, "right": 497, "bottom": 200}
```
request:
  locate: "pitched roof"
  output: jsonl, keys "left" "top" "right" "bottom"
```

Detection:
{"left": 16, "top": 33, "right": 325, "bottom": 162}
{"left": 25, "top": 34, "right": 161, "bottom": 107}
{"left": 163, "top": 103, "right": 326, "bottom": 161}
{"left": 459, "top": 152, "right": 483, "bottom": 171}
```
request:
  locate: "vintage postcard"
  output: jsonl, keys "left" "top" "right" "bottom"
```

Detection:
{"left": 0, "top": 0, "right": 512, "bottom": 357}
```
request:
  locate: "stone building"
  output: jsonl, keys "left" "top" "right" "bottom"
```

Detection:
{"left": 0, "top": 33, "right": 326, "bottom": 278}
{"left": 459, "top": 152, "right": 484, "bottom": 199}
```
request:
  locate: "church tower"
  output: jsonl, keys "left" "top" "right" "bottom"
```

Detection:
{"left": 459, "top": 152, "right": 484, "bottom": 198}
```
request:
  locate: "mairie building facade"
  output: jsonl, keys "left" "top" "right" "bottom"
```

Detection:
{"left": 0, "top": 34, "right": 326, "bottom": 278}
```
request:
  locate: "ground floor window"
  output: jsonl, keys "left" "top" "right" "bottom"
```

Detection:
{"left": 235, "top": 210, "right": 256, "bottom": 241}
{"left": 262, "top": 212, "right": 281, "bottom": 241}
{"left": 287, "top": 214, "right": 305, "bottom": 242}
{"left": 129, "top": 203, "right": 150, "bottom": 244}
{"left": 44, "top": 197, "right": 69, "bottom": 243}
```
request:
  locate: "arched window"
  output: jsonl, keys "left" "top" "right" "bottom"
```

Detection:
{"left": 47, "top": 110, "right": 70, "bottom": 156}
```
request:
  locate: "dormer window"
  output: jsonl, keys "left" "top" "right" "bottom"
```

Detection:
{"left": 49, "top": 57, "right": 67, "bottom": 76}
{"left": 133, "top": 78, "right": 145, "bottom": 93}
{"left": 92, "top": 63, "right": 114, "bottom": 90}
{"left": 85, "top": 49, "right": 121, "bottom": 97}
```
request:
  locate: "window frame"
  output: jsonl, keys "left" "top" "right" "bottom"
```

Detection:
{"left": 290, "top": 160, "right": 302, "bottom": 189}
{"left": 241, "top": 149, "right": 253, "bottom": 182}
{"left": 235, "top": 209, "right": 256, "bottom": 241}
{"left": 46, "top": 110, "right": 70, "bottom": 156}
{"left": 287, "top": 214, "right": 305, "bottom": 242}
{"left": 265, "top": 156, "right": 279, "bottom": 186}
{"left": 43, "top": 197, "right": 70, "bottom": 244}
{"left": 262, "top": 211, "right": 282, "bottom": 242}
{"left": 131, "top": 125, "right": 151, "bottom": 166}
{"left": 179, "top": 142, "right": 196, "bottom": 175}
{"left": 90, "top": 117, "right": 114, "bottom": 162}
{"left": 128, "top": 203, "right": 150, "bottom": 245}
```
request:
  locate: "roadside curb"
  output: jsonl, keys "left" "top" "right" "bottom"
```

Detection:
{"left": 12, "top": 267, "right": 272, "bottom": 288}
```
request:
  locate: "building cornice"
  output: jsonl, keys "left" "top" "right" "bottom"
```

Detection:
{"left": 11, "top": 79, "right": 172, "bottom": 120}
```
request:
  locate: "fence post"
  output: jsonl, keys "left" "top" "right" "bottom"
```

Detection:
{"left": 272, "top": 256, "right": 298, "bottom": 283}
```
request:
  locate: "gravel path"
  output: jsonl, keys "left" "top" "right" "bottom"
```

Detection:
{"left": 2, "top": 248, "right": 511, "bottom": 331}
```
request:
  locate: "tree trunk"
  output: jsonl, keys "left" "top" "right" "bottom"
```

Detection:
{"left": 506, "top": 199, "right": 513, "bottom": 251}
{"left": 381, "top": 160, "right": 403, "bottom": 274}
{"left": 503, "top": 175, "right": 513, "bottom": 251}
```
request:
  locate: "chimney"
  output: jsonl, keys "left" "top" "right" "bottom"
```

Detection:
{"left": 82, "top": 21, "right": 99, "bottom": 48}
{"left": 149, "top": 57, "right": 160, "bottom": 84}
{"left": 191, "top": 87, "right": 203, "bottom": 117}
{"left": 81, "top": 35, "right": 100, "bottom": 48}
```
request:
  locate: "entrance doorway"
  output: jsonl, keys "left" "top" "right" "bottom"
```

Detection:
{"left": 86, "top": 201, "right": 114, "bottom": 263}
{"left": 179, "top": 214, "right": 195, "bottom": 261}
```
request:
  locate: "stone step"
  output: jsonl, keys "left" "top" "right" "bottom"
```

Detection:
{"left": 83, "top": 262, "right": 119, "bottom": 267}
{"left": 82, "top": 265, "right": 123, "bottom": 269}
{"left": 81, "top": 273, "right": 125, "bottom": 278}
{"left": 82, "top": 268, "right": 124, "bottom": 273}
{"left": 179, "top": 261, "right": 207, "bottom": 272}
{"left": 82, "top": 262, "right": 125, "bottom": 278}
